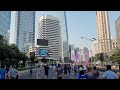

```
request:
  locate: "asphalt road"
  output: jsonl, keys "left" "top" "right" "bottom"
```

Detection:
{"left": 19, "top": 67, "right": 78, "bottom": 79}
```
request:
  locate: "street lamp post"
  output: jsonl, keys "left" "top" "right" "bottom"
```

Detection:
{"left": 80, "top": 37, "right": 96, "bottom": 66}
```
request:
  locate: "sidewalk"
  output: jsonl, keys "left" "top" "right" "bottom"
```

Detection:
{"left": 18, "top": 68, "right": 37, "bottom": 76}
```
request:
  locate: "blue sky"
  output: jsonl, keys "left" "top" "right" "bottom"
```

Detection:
{"left": 10, "top": 11, "right": 120, "bottom": 50}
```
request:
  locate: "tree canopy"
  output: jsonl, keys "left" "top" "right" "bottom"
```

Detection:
{"left": 0, "top": 34, "right": 29, "bottom": 67}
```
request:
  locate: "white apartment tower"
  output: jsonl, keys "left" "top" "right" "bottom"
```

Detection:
{"left": 96, "top": 11, "right": 112, "bottom": 53}
{"left": 38, "top": 15, "right": 62, "bottom": 60}
{"left": 92, "top": 40, "right": 99, "bottom": 56}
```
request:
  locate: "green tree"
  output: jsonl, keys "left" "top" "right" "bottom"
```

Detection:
{"left": 110, "top": 49, "right": 120, "bottom": 64}
{"left": 0, "top": 34, "right": 29, "bottom": 67}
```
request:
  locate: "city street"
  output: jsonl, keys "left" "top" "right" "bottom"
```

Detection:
{"left": 19, "top": 68, "right": 78, "bottom": 79}
{"left": 19, "top": 67, "right": 103, "bottom": 79}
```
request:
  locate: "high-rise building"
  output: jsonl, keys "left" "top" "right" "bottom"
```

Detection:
{"left": 92, "top": 40, "right": 99, "bottom": 56}
{"left": 96, "top": 11, "right": 112, "bottom": 53}
{"left": 69, "top": 45, "right": 72, "bottom": 61}
{"left": 111, "top": 37, "right": 118, "bottom": 50}
{"left": 7, "top": 30, "right": 10, "bottom": 44}
{"left": 38, "top": 15, "right": 61, "bottom": 60}
{"left": 115, "top": 16, "right": 120, "bottom": 49}
{"left": 0, "top": 11, "right": 11, "bottom": 41}
{"left": 79, "top": 47, "right": 89, "bottom": 61}
{"left": 15, "top": 11, "right": 35, "bottom": 52}
{"left": 70, "top": 44, "right": 75, "bottom": 61}
{"left": 36, "top": 11, "right": 69, "bottom": 62}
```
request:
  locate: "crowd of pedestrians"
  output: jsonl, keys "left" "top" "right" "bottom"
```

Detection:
{"left": 1, "top": 63, "right": 120, "bottom": 79}
{"left": 0, "top": 65, "right": 19, "bottom": 79}
{"left": 34, "top": 62, "right": 120, "bottom": 79}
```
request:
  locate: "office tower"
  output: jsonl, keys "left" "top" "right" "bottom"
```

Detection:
{"left": 0, "top": 11, "right": 11, "bottom": 41}
{"left": 71, "top": 44, "right": 75, "bottom": 61}
{"left": 79, "top": 47, "right": 89, "bottom": 61}
{"left": 39, "top": 15, "right": 61, "bottom": 60}
{"left": 15, "top": 11, "right": 35, "bottom": 52}
{"left": 115, "top": 16, "right": 120, "bottom": 49}
{"left": 96, "top": 11, "right": 112, "bottom": 53}
{"left": 69, "top": 45, "right": 71, "bottom": 60}
{"left": 110, "top": 37, "right": 117, "bottom": 50}
{"left": 92, "top": 40, "right": 99, "bottom": 56}
{"left": 7, "top": 30, "right": 10, "bottom": 44}
{"left": 36, "top": 11, "right": 68, "bottom": 62}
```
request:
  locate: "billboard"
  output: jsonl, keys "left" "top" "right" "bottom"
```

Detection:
{"left": 39, "top": 49, "right": 48, "bottom": 57}
{"left": 37, "top": 39, "right": 48, "bottom": 46}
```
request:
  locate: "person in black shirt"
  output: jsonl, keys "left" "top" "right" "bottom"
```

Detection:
{"left": 30, "top": 66, "right": 33, "bottom": 76}
{"left": 68, "top": 64, "right": 71, "bottom": 76}
{"left": 74, "top": 65, "right": 77, "bottom": 75}
{"left": 15, "top": 66, "right": 19, "bottom": 79}
{"left": 64, "top": 64, "right": 68, "bottom": 78}
{"left": 44, "top": 64, "right": 49, "bottom": 79}
{"left": 5, "top": 66, "right": 10, "bottom": 79}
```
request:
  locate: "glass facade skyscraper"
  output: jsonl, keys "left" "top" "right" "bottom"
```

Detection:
{"left": 36, "top": 11, "right": 69, "bottom": 62}
{"left": 15, "top": 11, "right": 35, "bottom": 52}
{"left": 0, "top": 11, "right": 11, "bottom": 40}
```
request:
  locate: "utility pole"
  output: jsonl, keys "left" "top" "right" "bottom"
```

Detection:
{"left": 80, "top": 37, "right": 96, "bottom": 66}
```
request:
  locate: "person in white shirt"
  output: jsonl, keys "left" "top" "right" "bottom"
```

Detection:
{"left": 84, "top": 65, "right": 87, "bottom": 72}
{"left": 102, "top": 65, "right": 118, "bottom": 79}
{"left": 36, "top": 65, "right": 41, "bottom": 79}
{"left": 79, "top": 65, "right": 84, "bottom": 73}
{"left": 53, "top": 65, "right": 56, "bottom": 71}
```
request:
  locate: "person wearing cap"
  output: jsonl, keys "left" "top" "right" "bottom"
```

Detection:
{"left": 102, "top": 65, "right": 118, "bottom": 79}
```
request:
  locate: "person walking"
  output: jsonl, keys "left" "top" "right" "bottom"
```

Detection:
{"left": 74, "top": 65, "right": 77, "bottom": 75}
{"left": 78, "top": 65, "right": 84, "bottom": 74}
{"left": 68, "top": 64, "right": 71, "bottom": 76}
{"left": 84, "top": 65, "right": 87, "bottom": 73}
{"left": 102, "top": 65, "right": 118, "bottom": 79}
{"left": 71, "top": 64, "right": 74, "bottom": 73}
{"left": 53, "top": 64, "right": 56, "bottom": 71}
{"left": 92, "top": 66, "right": 99, "bottom": 79}
{"left": 86, "top": 67, "right": 93, "bottom": 79}
{"left": 64, "top": 64, "right": 68, "bottom": 78}
{"left": 117, "top": 65, "right": 120, "bottom": 79}
{"left": 44, "top": 64, "right": 49, "bottom": 79}
{"left": 36, "top": 65, "right": 41, "bottom": 79}
{"left": 0, "top": 66, "right": 7, "bottom": 79}
{"left": 8, "top": 65, "right": 19, "bottom": 79}
{"left": 30, "top": 65, "right": 33, "bottom": 76}
{"left": 78, "top": 70, "right": 88, "bottom": 79}
{"left": 5, "top": 66, "right": 10, "bottom": 79}
{"left": 15, "top": 66, "right": 19, "bottom": 79}
{"left": 56, "top": 64, "right": 63, "bottom": 79}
